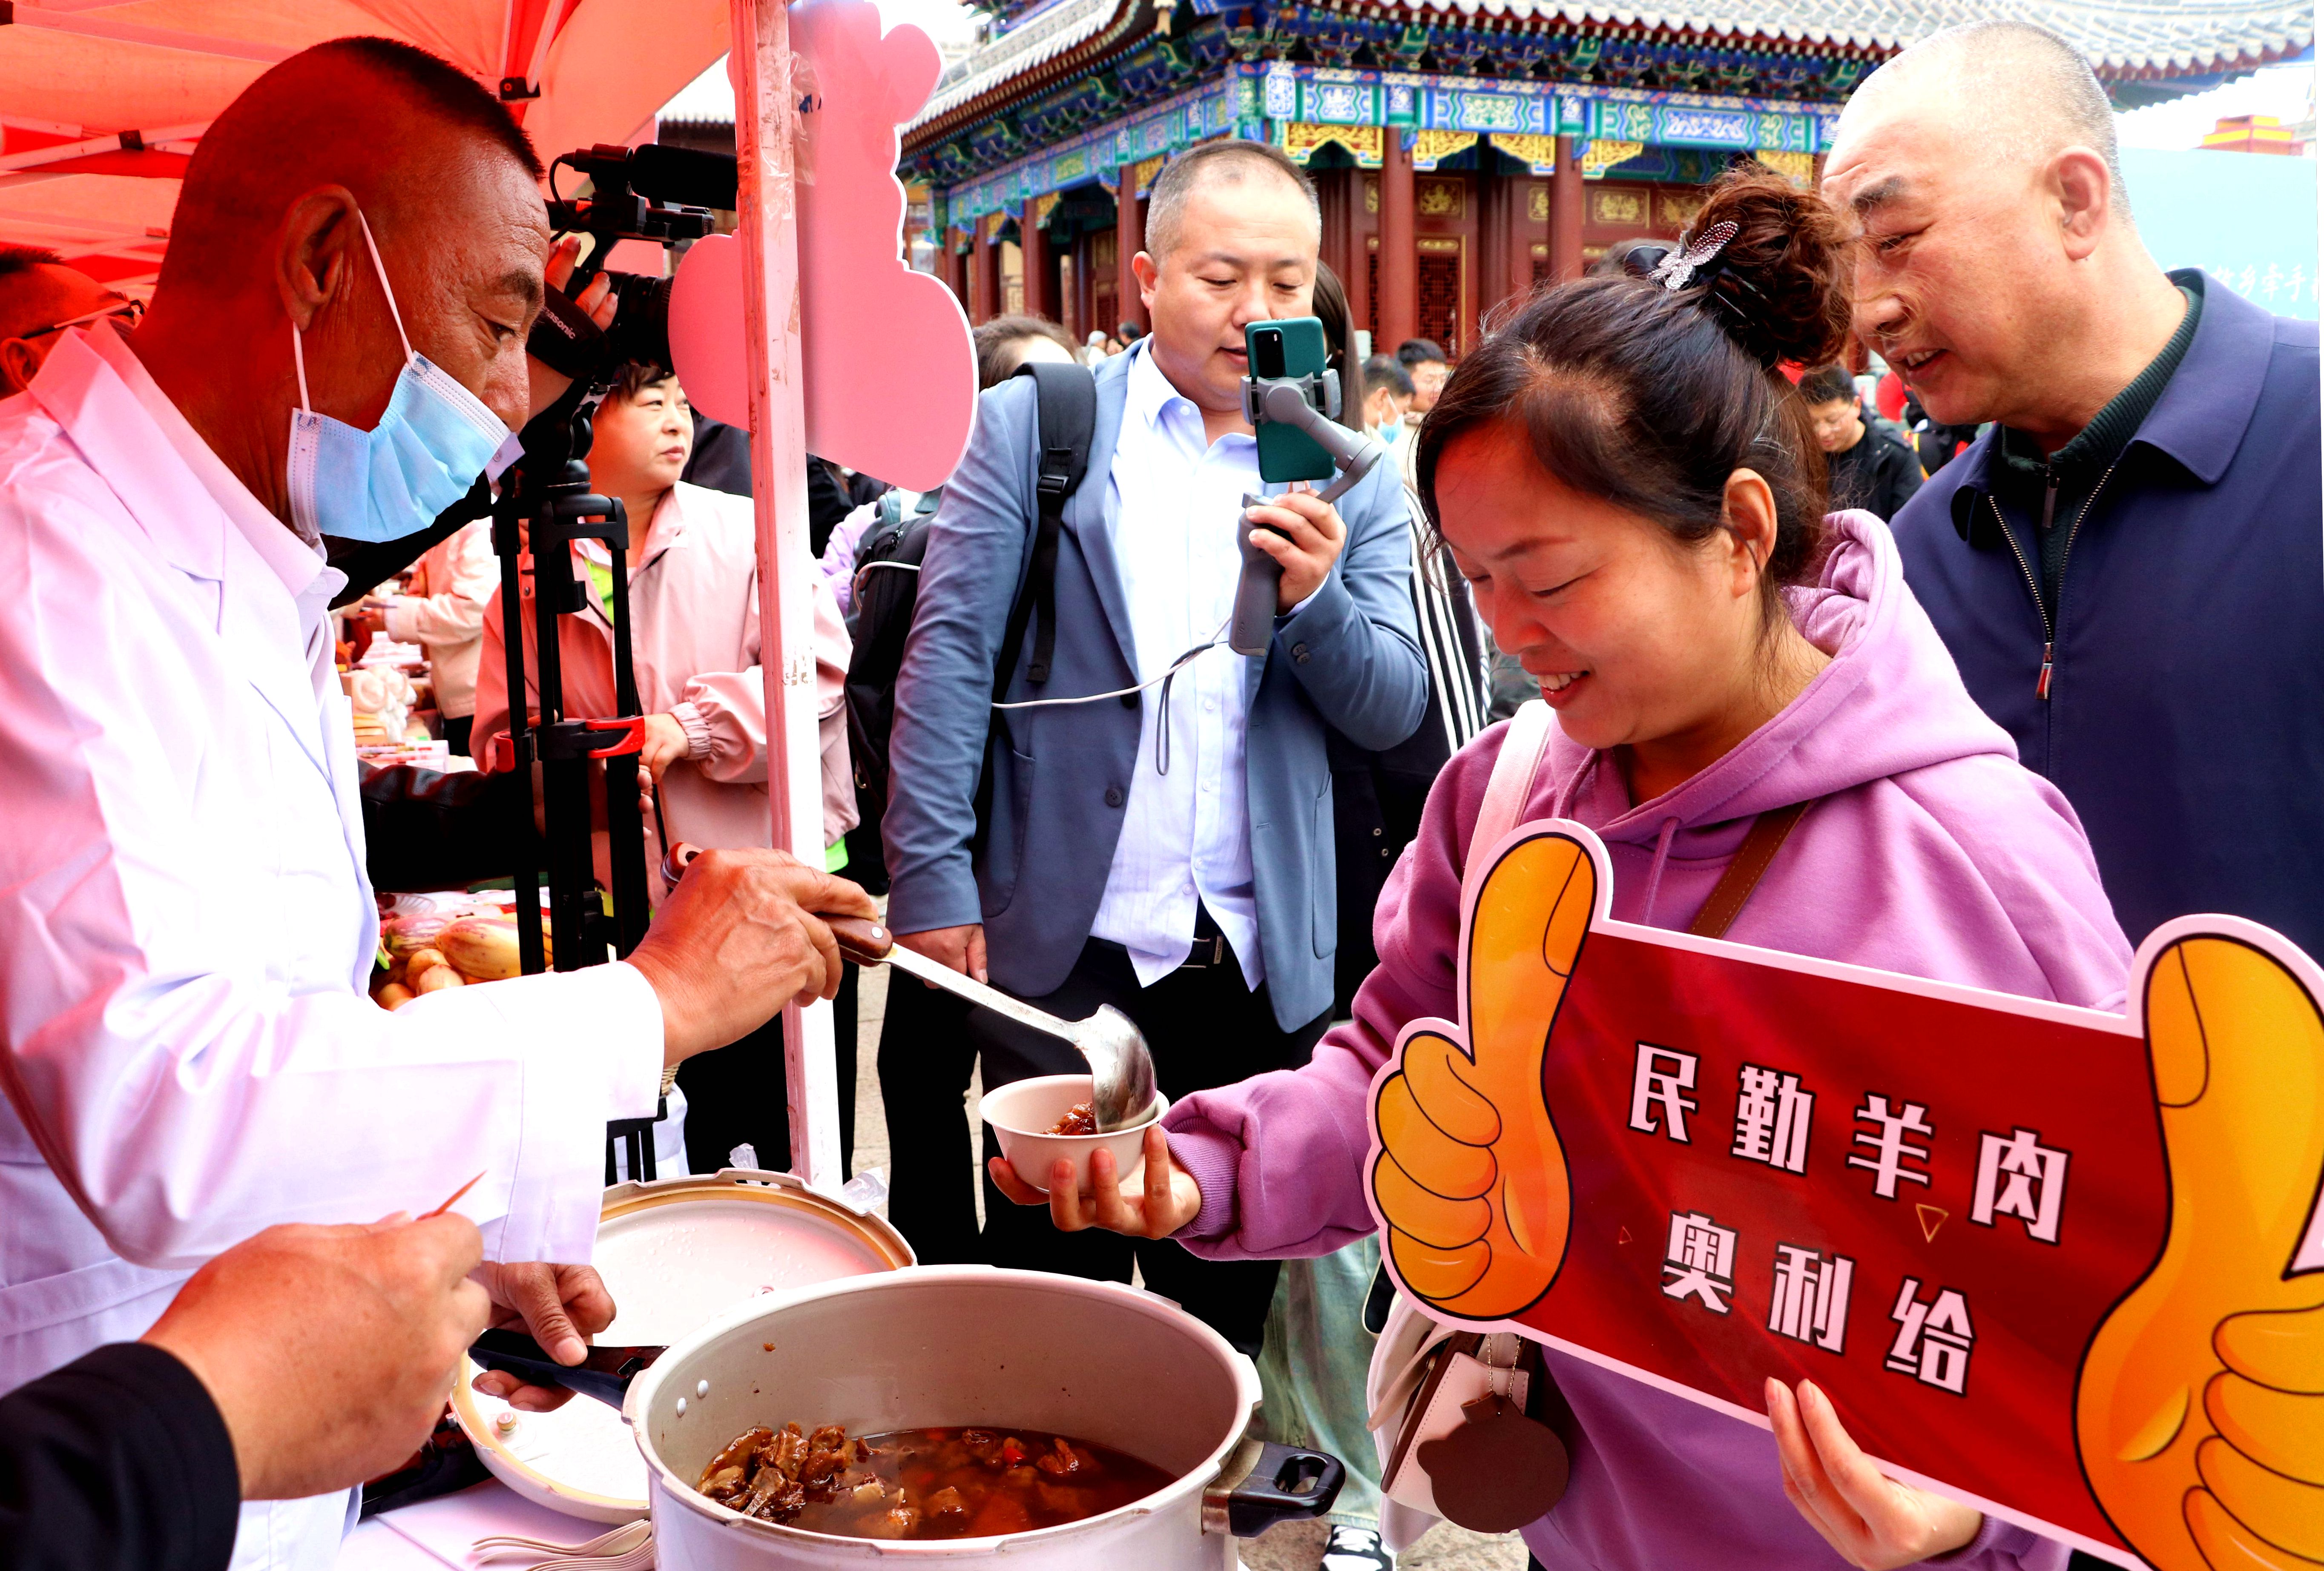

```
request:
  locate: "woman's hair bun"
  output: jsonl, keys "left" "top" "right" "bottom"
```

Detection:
{"left": 1684, "top": 161, "right": 1853, "bottom": 370}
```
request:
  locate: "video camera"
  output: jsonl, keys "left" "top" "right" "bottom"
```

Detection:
{"left": 526, "top": 142, "right": 738, "bottom": 386}
{"left": 323, "top": 141, "right": 741, "bottom": 602}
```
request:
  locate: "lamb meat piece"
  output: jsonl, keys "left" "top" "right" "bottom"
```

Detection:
{"left": 801, "top": 1426, "right": 852, "bottom": 1489}
{"left": 1047, "top": 1103, "right": 1097, "bottom": 1135}
{"left": 767, "top": 1423, "right": 809, "bottom": 1481}
{"left": 922, "top": 1485, "right": 974, "bottom": 1530}
{"left": 1034, "top": 1436, "right": 1093, "bottom": 1477}
{"left": 697, "top": 1426, "right": 775, "bottom": 1496}
{"left": 739, "top": 1424, "right": 812, "bottom": 1519}
{"left": 859, "top": 1501, "right": 921, "bottom": 1539}
{"left": 749, "top": 1476, "right": 807, "bottom": 1522}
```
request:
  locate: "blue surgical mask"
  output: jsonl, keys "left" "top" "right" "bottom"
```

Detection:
{"left": 287, "top": 208, "right": 510, "bottom": 543}
{"left": 1376, "top": 417, "right": 1405, "bottom": 446}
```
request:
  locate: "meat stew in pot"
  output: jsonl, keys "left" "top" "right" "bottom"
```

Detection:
{"left": 694, "top": 1422, "right": 1173, "bottom": 1539}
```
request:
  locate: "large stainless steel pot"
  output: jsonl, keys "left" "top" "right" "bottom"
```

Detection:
{"left": 625, "top": 1266, "right": 1343, "bottom": 1568}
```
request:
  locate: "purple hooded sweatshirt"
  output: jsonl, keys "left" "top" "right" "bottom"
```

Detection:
{"left": 1163, "top": 512, "right": 2132, "bottom": 1571}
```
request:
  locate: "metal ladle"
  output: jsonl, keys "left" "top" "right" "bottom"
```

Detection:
{"left": 663, "top": 845, "right": 1160, "bottom": 1132}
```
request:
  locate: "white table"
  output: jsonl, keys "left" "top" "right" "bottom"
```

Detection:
{"left": 339, "top": 1480, "right": 633, "bottom": 1568}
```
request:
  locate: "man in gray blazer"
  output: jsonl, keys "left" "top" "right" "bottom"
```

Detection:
{"left": 882, "top": 141, "right": 1427, "bottom": 1351}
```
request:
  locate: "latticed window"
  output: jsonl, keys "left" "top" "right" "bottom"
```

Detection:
{"left": 1419, "top": 254, "right": 1460, "bottom": 356}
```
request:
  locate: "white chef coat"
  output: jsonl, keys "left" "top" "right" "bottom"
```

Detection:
{"left": 1087, "top": 342, "right": 1265, "bottom": 991}
{"left": 0, "top": 327, "right": 666, "bottom": 1568}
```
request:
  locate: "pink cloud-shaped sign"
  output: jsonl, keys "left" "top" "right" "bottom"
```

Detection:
{"left": 669, "top": 0, "right": 977, "bottom": 492}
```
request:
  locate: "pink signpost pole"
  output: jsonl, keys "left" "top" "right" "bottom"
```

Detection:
{"left": 712, "top": 0, "right": 976, "bottom": 1187}
{"left": 728, "top": 0, "right": 842, "bottom": 1187}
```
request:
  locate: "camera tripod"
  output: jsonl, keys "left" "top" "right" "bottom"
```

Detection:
{"left": 489, "top": 376, "right": 664, "bottom": 1182}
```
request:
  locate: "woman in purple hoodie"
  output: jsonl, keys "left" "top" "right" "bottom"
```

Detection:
{"left": 992, "top": 166, "right": 2132, "bottom": 1568}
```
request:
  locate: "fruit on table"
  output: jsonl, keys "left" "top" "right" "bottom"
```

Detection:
{"left": 437, "top": 915, "right": 547, "bottom": 980}
{"left": 406, "top": 948, "right": 449, "bottom": 983}
{"left": 413, "top": 964, "right": 466, "bottom": 994}
{"left": 376, "top": 982, "right": 415, "bottom": 1011}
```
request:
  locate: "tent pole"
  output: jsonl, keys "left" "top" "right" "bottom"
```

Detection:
{"left": 730, "top": 0, "right": 843, "bottom": 1189}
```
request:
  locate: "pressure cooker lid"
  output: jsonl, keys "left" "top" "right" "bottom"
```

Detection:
{"left": 452, "top": 1169, "right": 914, "bottom": 1521}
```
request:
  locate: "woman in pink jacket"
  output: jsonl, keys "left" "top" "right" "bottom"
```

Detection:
{"left": 996, "top": 168, "right": 2131, "bottom": 1569}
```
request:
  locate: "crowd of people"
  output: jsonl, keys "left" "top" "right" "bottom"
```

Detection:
{"left": 0, "top": 15, "right": 2317, "bottom": 1571}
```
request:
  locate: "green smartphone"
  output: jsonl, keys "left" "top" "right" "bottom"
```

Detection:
{"left": 1247, "top": 316, "right": 1336, "bottom": 483}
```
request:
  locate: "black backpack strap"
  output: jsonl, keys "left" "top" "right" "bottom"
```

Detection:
{"left": 1000, "top": 361, "right": 1096, "bottom": 692}
{"left": 971, "top": 361, "right": 1094, "bottom": 858}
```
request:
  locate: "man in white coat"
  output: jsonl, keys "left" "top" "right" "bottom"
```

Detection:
{"left": 0, "top": 38, "right": 875, "bottom": 1569}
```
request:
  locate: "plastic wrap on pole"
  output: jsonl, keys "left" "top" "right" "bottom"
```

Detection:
{"left": 729, "top": 0, "right": 843, "bottom": 1189}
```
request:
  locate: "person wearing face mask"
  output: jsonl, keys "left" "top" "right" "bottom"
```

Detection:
{"left": 473, "top": 362, "right": 860, "bottom": 1176}
{"left": 0, "top": 40, "right": 875, "bottom": 1571}
{"left": 1002, "top": 164, "right": 2130, "bottom": 1571}
{"left": 1359, "top": 353, "right": 1415, "bottom": 445}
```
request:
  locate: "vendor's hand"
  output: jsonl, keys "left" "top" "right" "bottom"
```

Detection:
{"left": 990, "top": 1125, "right": 1202, "bottom": 1240}
{"left": 627, "top": 847, "right": 878, "bottom": 1064}
{"left": 525, "top": 238, "right": 620, "bottom": 421}
{"left": 1767, "top": 1378, "right": 1981, "bottom": 1568}
{"left": 897, "top": 923, "right": 987, "bottom": 983}
{"left": 638, "top": 712, "right": 689, "bottom": 783}
{"left": 141, "top": 1214, "right": 491, "bottom": 1500}
{"left": 469, "top": 1261, "right": 617, "bottom": 1413}
{"left": 355, "top": 599, "right": 394, "bottom": 636}
{"left": 1244, "top": 484, "right": 1346, "bottom": 612}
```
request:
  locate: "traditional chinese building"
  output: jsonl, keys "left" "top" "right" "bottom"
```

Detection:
{"left": 899, "top": 1, "right": 2312, "bottom": 355}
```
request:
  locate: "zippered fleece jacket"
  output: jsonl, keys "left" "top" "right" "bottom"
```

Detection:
{"left": 1895, "top": 272, "right": 2323, "bottom": 960}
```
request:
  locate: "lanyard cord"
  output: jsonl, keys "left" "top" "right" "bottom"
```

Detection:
{"left": 989, "top": 618, "right": 1234, "bottom": 777}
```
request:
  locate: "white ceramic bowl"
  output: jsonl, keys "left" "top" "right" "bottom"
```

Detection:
{"left": 982, "top": 1073, "right": 1170, "bottom": 1195}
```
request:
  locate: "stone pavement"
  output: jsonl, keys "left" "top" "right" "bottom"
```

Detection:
{"left": 847, "top": 966, "right": 1529, "bottom": 1571}
{"left": 1242, "top": 1519, "right": 1528, "bottom": 1570}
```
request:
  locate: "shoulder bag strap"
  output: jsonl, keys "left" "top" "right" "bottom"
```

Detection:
{"left": 1461, "top": 700, "right": 1556, "bottom": 909}
{"left": 1686, "top": 800, "right": 1813, "bottom": 939}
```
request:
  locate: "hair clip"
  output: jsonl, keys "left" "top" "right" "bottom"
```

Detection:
{"left": 1649, "top": 221, "right": 1740, "bottom": 292}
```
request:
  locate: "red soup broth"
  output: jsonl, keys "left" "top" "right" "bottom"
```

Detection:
{"left": 695, "top": 1423, "right": 1174, "bottom": 1539}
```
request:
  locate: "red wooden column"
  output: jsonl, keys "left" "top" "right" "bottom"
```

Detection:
{"left": 1378, "top": 129, "right": 1417, "bottom": 350}
{"left": 1549, "top": 135, "right": 1585, "bottom": 282}
{"left": 1022, "top": 208, "right": 1057, "bottom": 321}
{"left": 972, "top": 226, "right": 1000, "bottom": 324}
{"left": 1115, "top": 177, "right": 1147, "bottom": 333}
{"left": 1478, "top": 165, "right": 1510, "bottom": 330}
{"left": 943, "top": 229, "right": 969, "bottom": 312}
{"left": 1513, "top": 179, "right": 1543, "bottom": 303}
{"left": 1335, "top": 168, "right": 1369, "bottom": 338}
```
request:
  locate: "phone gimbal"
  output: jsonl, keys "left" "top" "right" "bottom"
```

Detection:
{"left": 1230, "top": 373, "right": 1386, "bottom": 656}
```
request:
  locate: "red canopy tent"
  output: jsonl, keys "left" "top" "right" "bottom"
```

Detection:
{"left": 0, "top": 1, "right": 728, "bottom": 289}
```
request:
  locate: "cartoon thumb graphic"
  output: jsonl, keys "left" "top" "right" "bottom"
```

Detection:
{"left": 1371, "top": 832, "right": 1589, "bottom": 1320}
{"left": 2076, "top": 935, "right": 2324, "bottom": 1569}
